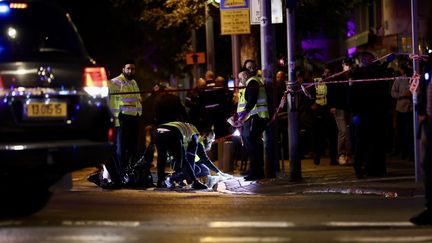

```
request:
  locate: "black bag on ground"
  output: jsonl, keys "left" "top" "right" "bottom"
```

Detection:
{"left": 124, "top": 146, "right": 155, "bottom": 187}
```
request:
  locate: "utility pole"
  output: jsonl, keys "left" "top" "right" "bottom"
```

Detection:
{"left": 261, "top": 0, "right": 277, "bottom": 178}
{"left": 285, "top": 0, "right": 301, "bottom": 181}
{"left": 191, "top": 29, "right": 198, "bottom": 86}
{"left": 205, "top": 3, "right": 216, "bottom": 72}
{"left": 411, "top": 0, "right": 421, "bottom": 183}
{"left": 231, "top": 35, "right": 240, "bottom": 87}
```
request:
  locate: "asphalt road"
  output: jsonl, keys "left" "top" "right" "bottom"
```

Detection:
{"left": 0, "top": 168, "right": 431, "bottom": 243}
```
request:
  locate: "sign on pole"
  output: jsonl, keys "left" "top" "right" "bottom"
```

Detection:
{"left": 221, "top": 0, "right": 248, "bottom": 9}
{"left": 220, "top": 0, "right": 250, "bottom": 35}
{"left": 186, "top": 52, "right": 206, "bottom": 65}
{"left": 250, "top": 0, "right": 283, "bottom": 25}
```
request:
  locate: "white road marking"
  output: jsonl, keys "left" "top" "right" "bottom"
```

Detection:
{"left": 200, "top": 236, "right": 291, "bottom": 242}
{"left": 0, "top": 221, "right": 22, "bottom": 226}
{"left": 338, "top": 236, "right": 432, "bottom": 242}
{"left": 325, "top": 221, "right": 414, "bottom": 227}
{"left": 47, "top": 235, "right": 127, "bottom": 242}
{"left": 208, "top": 221, "right": 294, "bottom": 228}
{"left": 62, "top": 220, "right": 140, "bottom": 227}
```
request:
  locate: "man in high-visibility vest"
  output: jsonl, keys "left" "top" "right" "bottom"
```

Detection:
{"left": 108, "top": 59, "right": 142, "bottom": 184}
{"left": 236, "top": 60, "right": 269, "bottom": 181}
{"left": 153, "top": 122, "right": 229, "bottom": 189}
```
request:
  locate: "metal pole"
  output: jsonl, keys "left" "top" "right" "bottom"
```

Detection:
{"left": 191, "top": 29, "right": 198, "bottom": 86}
{"left": 286, "top": 2, "right": 301, "bottom": 181}
{"left": 260, "top": 0, "right": 277, "bottom": 178}
{"left": 231, "top": 35, "right": 240, "bottom": 87}
{"left": 206, "top": 4, "right": 216, "bottom": 72}
{"left": 411, "top": 0, "right": 421, "bottom": 183}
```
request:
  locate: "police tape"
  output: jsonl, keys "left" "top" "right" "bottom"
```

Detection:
{"left": 265, "top": 73, "right": 420, "bottom": 126}
{"left": 109, "top": 85, "right": 251, "bottom": 96}
{"left": 299, "top": 74, "right": 419, "bottom": 99}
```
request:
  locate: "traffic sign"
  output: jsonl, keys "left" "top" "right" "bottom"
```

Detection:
{"left": 186, "top": 52, "right": 206, "bottom": 65}
{"left": 220, "top": 0, "right": 250, "bottom": 35}
{"left": 250, "top": 0, "right": 283, "bottom": 25}
{"left": 220, "top": 0, "right": 248, "bottom": 9}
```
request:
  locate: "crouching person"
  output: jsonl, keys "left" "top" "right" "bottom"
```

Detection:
{"left": 154, "top": 122, "right": 230, "bottom": 189}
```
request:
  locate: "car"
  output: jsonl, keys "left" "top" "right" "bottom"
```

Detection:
{"left": 0, "top": 0, "right": 114, "bottom": 216}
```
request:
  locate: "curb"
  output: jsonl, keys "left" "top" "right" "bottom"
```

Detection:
{"left": 216, "top": 176, "right": 424, "bottom": 198}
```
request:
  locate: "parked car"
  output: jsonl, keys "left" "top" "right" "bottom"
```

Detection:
{"left": 0, "top": 0, "right": 114, "bottom": 216}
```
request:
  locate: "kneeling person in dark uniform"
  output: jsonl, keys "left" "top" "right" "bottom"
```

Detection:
{"left": 154, "top": 122, "right": 227, "bottom": 189}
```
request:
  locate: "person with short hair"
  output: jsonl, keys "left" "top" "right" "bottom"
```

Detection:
{"left": 236, "top": 60, "right": 269, "bottom": 181}
{"left": 108, "top": 59, "right": 142, "bottom": 185}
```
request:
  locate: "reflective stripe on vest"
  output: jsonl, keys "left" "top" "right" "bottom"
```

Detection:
{"left": 121, "top": 97, "right": 140, "bottom": 103}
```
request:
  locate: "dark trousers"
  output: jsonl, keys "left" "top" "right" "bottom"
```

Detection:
{"left": 353, "top": 111, "right": 387, "bottom": 176}
{"left": 242, "top": 115, "right": 267, "bottom": 177}
{"left": 313, "top": 106, "right": 338, "bottom": 163}
{"left": 396, "top": 111, "right": 414, "bottom": 158}
{"left": 115, "top": 113, "right": 140, "bottom": 177}
{"left": 154, "top": 128, "right": 197, "bottom": 183}
{"left": 421, "top": 120, "right": 432, "bottom": 209}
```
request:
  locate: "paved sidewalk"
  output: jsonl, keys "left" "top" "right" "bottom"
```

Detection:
{"left": 73, "top": 155, "right": 424, "bottom": 198}
{"left": 216, "top": 157, "right": 424, "bottom": 198}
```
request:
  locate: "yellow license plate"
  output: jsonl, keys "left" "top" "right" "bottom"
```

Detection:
{"left": 26, "top": 102, "right": 67, "bottom": 118}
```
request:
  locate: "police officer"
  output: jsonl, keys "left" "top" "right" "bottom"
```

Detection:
{"left": 108, "top": 59, "right": 142, "bottom": 184}
{"left": 237, "top": 60, "right": 269, "bottom": 181}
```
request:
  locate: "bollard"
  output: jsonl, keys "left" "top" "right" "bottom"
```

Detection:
{"left": 222, "top": 141, "right": 234, "bottom": 172}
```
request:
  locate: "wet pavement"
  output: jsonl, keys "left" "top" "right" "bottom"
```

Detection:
{"left": 215, "top": 156, "right": 423, "bottom": 198}
{"left": 75, "top": 155, "right": 424, "bottom": 198}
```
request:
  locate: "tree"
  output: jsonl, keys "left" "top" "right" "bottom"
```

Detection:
{"left": 69, "top": 0, "right": 371, "bottom": 83}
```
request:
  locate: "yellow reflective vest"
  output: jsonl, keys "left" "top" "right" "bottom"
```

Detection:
{"left": 162, "top": 122, "right": 200, "bottom": 149}
{"left": 109, "top": 74, "right": 142, "bottom": 127}
{"left": 314, "top": 78, "right": 327, "bottom": 106}
{"left": 236, "top": 76, "right": 269, "bottom": 121}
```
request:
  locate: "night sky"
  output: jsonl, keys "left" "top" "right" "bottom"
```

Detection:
{"left": 56, "top": 0, "right": 135, "bottom": 78}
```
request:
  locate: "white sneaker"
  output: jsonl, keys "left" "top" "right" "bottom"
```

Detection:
{"left": 164, "top": 177, "right": 173, "bottom": 188}
{"left": 102, "top": 164, "right": 112, "bottom": 183}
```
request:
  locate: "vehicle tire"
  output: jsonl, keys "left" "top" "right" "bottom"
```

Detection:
{"left": 0, "top": 188, "right": 52, "bottom": 218}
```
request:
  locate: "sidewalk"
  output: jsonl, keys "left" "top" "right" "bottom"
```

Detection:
{"left": 215, "top": 156, "right": 424, "bottom": 198}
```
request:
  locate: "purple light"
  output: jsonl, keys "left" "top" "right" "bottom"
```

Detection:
{"left": 347, "top": 19, "right": 356, "bottom": 56}
{"left": 348, "top": 47, "right": 356, "bottom": 56}
{"left": 347, "top": 19, "right": 355, "bottom": 37}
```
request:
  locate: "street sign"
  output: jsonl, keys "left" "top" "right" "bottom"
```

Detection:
{"left": 220, "top": 9, "right": 250, "bottom": 35}
{"left": 186, "top": 52, "right": 205, "bottom": 65}
{"left": 250, "top": 0, "right": 283, "bottom": 25}
{"left": 220, "top": 0, "right": 248, "bottom": 9}
{"left": 220, "top": 0, "right": 250, "bottom": 35}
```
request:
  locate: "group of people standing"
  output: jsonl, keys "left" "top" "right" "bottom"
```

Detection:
{"left": 279, "top": 52, "right": 415, "bottom": 180}
{"left": 94, "top": 59, "right": 234, "bottom": 190}
{"left": 92, "top": 55, "right": 416, "bottom": 186}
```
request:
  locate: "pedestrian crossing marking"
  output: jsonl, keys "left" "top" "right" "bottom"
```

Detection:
{"left": 338, "top": 236, "right": 432, "bottom": 242}
{"left": 208, "top": 221, "right": 294, "bottom": 228}
{"left": 200, "top": 236, "right": 291, "bottom": 242}
{"left": 326, "top": 221, "right": 414, "bottom": 227}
